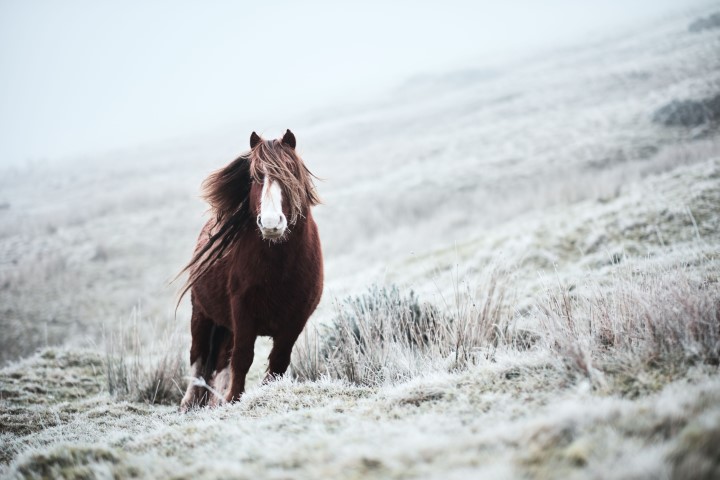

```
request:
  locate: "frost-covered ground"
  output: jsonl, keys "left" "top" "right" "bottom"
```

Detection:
{"left": 1, "top": 4, "right": 720, "bottom": 479}
{"left": 2, "top": 346, "right": 720, "bottom": 479}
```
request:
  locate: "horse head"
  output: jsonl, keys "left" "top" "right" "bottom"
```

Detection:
{"left": 247, "top": 129, "right": 319, "bottom": 242}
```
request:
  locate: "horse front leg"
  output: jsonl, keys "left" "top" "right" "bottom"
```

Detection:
{"left": 225, "top": 323, "right": 256, "bottom": 403}
{"left": 181, "top": 309, "right": 218, "bottom": 412}
{"left": 264, "top": 325, "right": 304, "bottom": 384}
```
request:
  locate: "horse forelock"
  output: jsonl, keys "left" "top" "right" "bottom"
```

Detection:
{"left": 249, "top": 140, "right": 320, "bottom": 225}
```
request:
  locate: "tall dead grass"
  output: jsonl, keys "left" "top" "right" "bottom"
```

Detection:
{"left": 292, "top": 270, "right": 515, "bottom": 386}
{"left": 293, "top": 261, "right": 719, "bottom": 390}
{"left": 535, "top": 265, "right": 720, "bottom": 385}
{"left": 103, "top": 307, "right": 187, "bottom": 405}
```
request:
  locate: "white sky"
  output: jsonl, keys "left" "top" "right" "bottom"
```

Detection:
{"left": 0, "top": 0, "right": 697, "bottom": 165}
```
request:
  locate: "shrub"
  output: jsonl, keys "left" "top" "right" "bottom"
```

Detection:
{"left": 652, "top": 94, "right": 720, "bottom": 128}
{"left": 688, "top": 12, "right": 720, "bottom": 33}
{"left": 320, "top": 285, "right": 446, "bottom": 356}
{"left": 293, "top": 260, "right": 719, "bottom": 391}
{"left": 292, "top": 271, "right": 514, "bottom": 386}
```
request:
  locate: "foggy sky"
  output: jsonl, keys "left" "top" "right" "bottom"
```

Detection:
{"left": 0, "top": 0, "right": 698, "bottom": 166}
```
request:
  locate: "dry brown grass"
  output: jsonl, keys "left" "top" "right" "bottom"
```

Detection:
{"left": 534, "top": 265, "right": 720, "bottom": 388}
{"left": 293, "top": 260, "right": 720, "bottom": 393}
{"left": 103, "top": 307, "right": 187, "bottom": 405}
{"left": 292, "top": 270, "right": 516, "bottom": 386}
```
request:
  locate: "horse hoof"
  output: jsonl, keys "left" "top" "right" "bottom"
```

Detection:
{"left": 179, "top": 393, "right": 201, "bottom": 412}
{"left": 262, "top": 373, "right": 280, "bottom": 385}
{"left": 224, "top": 392, "right": 243, "bottom": 404}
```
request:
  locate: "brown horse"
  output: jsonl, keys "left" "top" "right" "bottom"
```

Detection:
{"left": 179, "top": 129, "right": 323, "bottom": 411}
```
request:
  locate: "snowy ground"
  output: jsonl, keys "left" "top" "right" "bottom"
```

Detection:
{"left": 1, "top": 4, "right": 719, "bottom": 479}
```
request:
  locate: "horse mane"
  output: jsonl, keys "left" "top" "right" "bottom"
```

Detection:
{"left": 175, "top": 140, "right": 320, "bottom": 305}
{"left": 204, "top": 153, "right": 254, "bottom": 224}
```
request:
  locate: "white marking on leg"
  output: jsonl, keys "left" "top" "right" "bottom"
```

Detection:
{"left": 181, "top": 360, "right": 203, "bottom": 410}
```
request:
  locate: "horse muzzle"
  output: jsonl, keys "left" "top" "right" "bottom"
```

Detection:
{"left": 257, "top": 214, "right": 287, "bottom": 240}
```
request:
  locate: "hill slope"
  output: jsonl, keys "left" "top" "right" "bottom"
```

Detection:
{"left": 0, "top": 3, "right": 718, "bottom": 364}
{"left": 1, "top": 4, "right": 719, "bottom": 479}
{"left": 2, "top": 157, "right": 719, "bottom": 479}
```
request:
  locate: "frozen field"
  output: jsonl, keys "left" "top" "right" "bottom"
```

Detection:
{"left": 1, "top": 4, "right": 719, "bottom": 479}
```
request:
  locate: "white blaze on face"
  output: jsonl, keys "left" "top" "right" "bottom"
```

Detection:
{"left": 258, "top": 177, "right": 287, "bottom": 237}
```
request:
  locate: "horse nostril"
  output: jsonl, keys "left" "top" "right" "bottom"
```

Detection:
{"left": 256, "top": 215, "right": 263, "bottom": 228}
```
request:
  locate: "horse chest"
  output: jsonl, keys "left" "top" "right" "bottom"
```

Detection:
{"left": 229, "top": 248, "right": 293, "bottom": 292}
{"left": 230, "top": 281, "right": 292, "bottom": 336}
{"left": 228, "top": 253, "right": 307, "bottom": 335}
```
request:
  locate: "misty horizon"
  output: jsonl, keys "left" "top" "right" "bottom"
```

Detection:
{"left": 0, "top": 0, "right": 705, "bottom": 166}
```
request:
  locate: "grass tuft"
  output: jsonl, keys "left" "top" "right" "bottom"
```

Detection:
{"left": 292, "top": 270, "right": 516, "bottom": 386}
{"left": 534, "top": 266, "right": 720, "bottom": 388}
{"left": 103, "top": 307, "right": 187, "bottom": 405}
{"left": 294, "top": 260, "right": 719, "bottom": 394}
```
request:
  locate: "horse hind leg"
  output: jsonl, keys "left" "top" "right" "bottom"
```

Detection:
{"left": 180, "top": 313, "right": 226, "bottom": 412}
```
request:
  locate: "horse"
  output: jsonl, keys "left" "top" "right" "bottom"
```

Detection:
{"left": 178, "top": 129, "right": 323, "bottom": 411}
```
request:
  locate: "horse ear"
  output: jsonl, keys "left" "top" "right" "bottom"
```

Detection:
{"left": 250, "top": 131, "right": 262, "bottom": 149}
{"left": 282, "top": 129, "right": 296, "bottom": 149}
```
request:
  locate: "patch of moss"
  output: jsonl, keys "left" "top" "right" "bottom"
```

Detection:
{"left": 604, "top": 366, "right": 683, "bottom": 399}
{"left": 0, "top": 348, "right": 108, "bottom": 465}
{"left": 396, "top": 387, "right": 446, "bottom": 406}
{"left": 518, "top": 423, "right": 582, "bottom": 476}
{"left": 0, "top": 348, "right": 104, "bottom": 409}
{"left": 0, "top": 406, "right": 74, "bottom": 436}
{"left": 668, "top": 417, "right": 720, "bottom": 480}
{"left": 13, "top": 445, "right": 127, "bottom": 480}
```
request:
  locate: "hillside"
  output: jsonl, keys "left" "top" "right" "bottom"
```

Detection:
{"left": 0, "top": 2, "right": 718, "bottom": 364}
{"left": 1, "top": 4, "right": 720, "bottom": 479}
{"left": 2, "top": 158, "right": 719, "bottom": 479}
